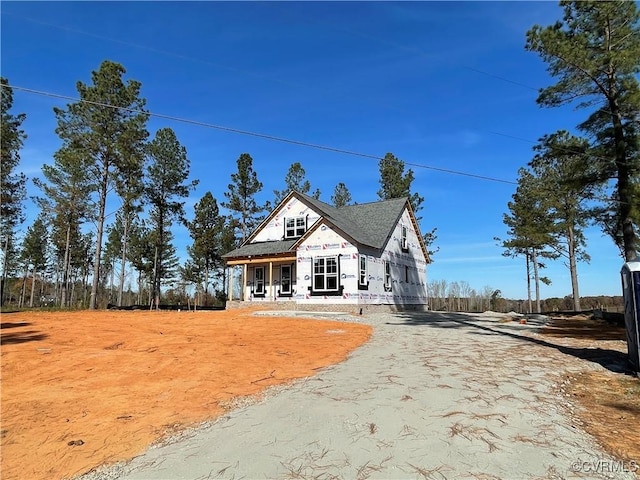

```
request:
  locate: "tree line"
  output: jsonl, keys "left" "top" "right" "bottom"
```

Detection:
{"left": 0, "top": 63, "right": 435, "bottom": 309}
{"left": 498, "top": 1, "right": 639, "bottom": 314}
{"left": 428, "top": 278, "right": 623, "bottom": 314}
{"left": 3, "top": 2, "right": 636, "bottom": 311}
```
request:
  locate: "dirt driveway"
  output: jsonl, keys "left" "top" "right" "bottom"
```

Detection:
{"left": 0, "top": 308, "right": 371, "bottom": 480}
{"left": 77, "top": 311, "right": 638, "bottom": 480}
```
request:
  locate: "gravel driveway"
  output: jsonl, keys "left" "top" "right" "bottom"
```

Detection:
{"left": 81, "top": 311, "right": 634, "bottom": 480}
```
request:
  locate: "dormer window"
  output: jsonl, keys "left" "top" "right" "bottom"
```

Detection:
{"left": 285, "top": 216, "right": 306, "bottom": 239}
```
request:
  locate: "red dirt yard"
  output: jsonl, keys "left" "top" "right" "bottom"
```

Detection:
{"left": 0, "top": 308, "right": 372, "bottom": 480}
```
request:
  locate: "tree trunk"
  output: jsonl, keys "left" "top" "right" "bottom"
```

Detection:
{"left": 39, "top": 274, "right": 45, "bottom": 306}
{"left": 151, "top": 244, "right": 159, "bottom": 310}
{"left": 19, "top": 267, "right": 28, "bottom": 308}
{"left": 153, "top": 214, "right": 164, "bottom": 311}
{"left": 70, "top": 270, "right": 77, "bottom": 308}
{"left": 29, "top": 267, "right": 36, "bottom": 307}
{"left": 118, "top": 215, "right": 130, "bottom": 307}
{"left": 1, "top": 236, "right": 9, "bottom": 306}
{"left": 567, "top": 225, "right": 581, "bottom": 311}
{"left": 110, "top": 259, "right": 115, "bottom": 305}
{"left": 532, "top": 249, "right": 541, "bottom": 314}
{"left": 83, "top": 263, "right": 90, "bottom": 308}
{"left": 601, "top": 29, "right": 636, "bottom": 262}
{"left": 61, "top": 223, "right": 71, "bottom": 308}
{"left": 53, "top": 261, "right": 60, "bottom": 306}
{"left": 137, "top": 269, "right": 142, "bottom": 305}
{"left": 204, "top": 263, "right": 210, "bottom": 307}
{"left": 90, "top": 160, "right": 110, "bottom": 310}
{"left": 526, "top": 252, "right": 532, "bottom": 314}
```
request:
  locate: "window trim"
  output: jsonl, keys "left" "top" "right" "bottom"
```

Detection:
{"left": 401, "top": 224, "right": 409, "bottom": 251}
{"left": 384, "top": 261, "right": 392, "bottom": 292}
{"left": 284, "top": 216, "right": 307, "bottom": 239}
{"left": 309, "top": 255, "right": 343, "bottom": 296}
{"left": 253, "top": 266, "right": 265, "bottom": 297}
{"left": 358, "top": 254, "right": 369, "bottom": 290}
{"left": 279, "top": 264, "right": 293, "bottom": 297}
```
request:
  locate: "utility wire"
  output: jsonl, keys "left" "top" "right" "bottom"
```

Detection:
{"left": 3, "top": 9, "right": 622, "bottom": 162}
{"left": 2, "top": 10, "right": 631, "bottom": 190}
{"left": 9, "top": 83, "right": 628, "bottom": 205}
{"left": 4, "top": 83, "right": 519, "bottom": 185}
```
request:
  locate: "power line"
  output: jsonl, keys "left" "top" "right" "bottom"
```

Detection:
{"left": 4, "top": 8, "right": 619, "bottom": 164}
{"left": 4, "top": 83, "right": 519, "bottom": 185}
{"left": 10, "top": 83, "right": 628, "bottom": 205}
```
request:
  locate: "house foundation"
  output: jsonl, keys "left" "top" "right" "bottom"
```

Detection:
{"left": 225, "top": 300, "right": 429, "bottom": 314}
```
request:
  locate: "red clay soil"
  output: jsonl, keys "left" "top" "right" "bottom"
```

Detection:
{"left": 0, "top": 308, "right": 372, "bottom": 480}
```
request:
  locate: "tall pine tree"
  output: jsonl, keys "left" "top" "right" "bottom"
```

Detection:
{"left": 35, "top": 147, "right": 94, "bottom": 307}
{"left": 498, "top": 168, "right": 557, "bottom": 313}
{"left": 529, "top": 131, "right": 594, "bottom": 310}
{"left": 377, "top": 152, "right": 437, "bottom": 257}
{"left": 222, "top": 153, "right": 268, "bottom": 244}
{"left": 187, "top": 191, "right": 225, "bottom": 305}
{"left": 1, "top": 78, "right": 27, "bottom": 303}
{"left": 20, "top": 215, "right": 48, "bottom": 307}
{"left": 331, "top": 182, "right": 353, "bottom": 207}
{"left": 526, "top": 0, "right": 640, "bottom": 261}
{"left": 53, "top": 60, "right": 149, "bottom": 309}
{"left": 145, "top": 128, "right": 198, "bottom": 309}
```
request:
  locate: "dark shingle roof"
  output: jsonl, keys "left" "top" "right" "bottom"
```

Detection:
{"left": 222, "top": 192, "right": 412, "bottom": 259}
{"left": 222, "top": 239, "right": 298, "bottom": 259}
{"left": 298, "top": 193, "right": 408, "bottom": 250}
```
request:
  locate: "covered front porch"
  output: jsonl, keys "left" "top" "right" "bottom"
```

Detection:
{"left": 225, "top": 253, "right": 297, "bottom": 302}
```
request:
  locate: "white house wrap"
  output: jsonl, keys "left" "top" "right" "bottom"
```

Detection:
{"left": 223, "top": 191, "right": 431, "bottom": 311}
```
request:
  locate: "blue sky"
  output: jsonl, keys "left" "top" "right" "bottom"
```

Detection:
{"left": 1, "top": 1, "right": 625, "bottom": 300}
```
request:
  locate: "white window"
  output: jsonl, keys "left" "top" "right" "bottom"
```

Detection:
{"left": 313, "top": 256, "right": 338, "bottom": 291}
{"left": 359, "top": 255, "right": 367, "bottom": 287}
{"left": 285, "top": 216, "right": 306, "bottom": 238}
{"left": 384, "top": 261, "right": 391, "bottom": 291}
{"left": 254, "top": 267, "right": 265, "bottom": 295}
{"left": 280, "top": 265, "right": 292, "bottom": 295}
{"left": 401, "top": 225, "right": 408, "bottom": 250}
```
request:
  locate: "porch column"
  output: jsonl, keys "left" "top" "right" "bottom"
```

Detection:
{"left": 242, "top": 264, "right": 247, "bottom": 301}
{"left": 269, "top": 261, "right": 273, "bottom": 301}
{"left": 228, "top": 266, "right": 233, "bottom": 301}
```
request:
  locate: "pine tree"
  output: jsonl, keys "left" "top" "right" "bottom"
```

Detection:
{"left": 377, "top": 152, "right": 437, "bottom": 257}
{"left": 127, "top": 219, "right": 154, "bottom": 305}
{"left": 526, "top": 0, "right": 640, "bottom": 261}
{"left": 35, "top": 147, "right": 94, "bottom": 307}
{"left": 145, "top": 127, "right": 198, "bottom": 309}
{"left": 377, "top": 152, "right": 424, "bottom": 215}
{"left": 1, "top": 78, "right": 27, "bottom": 304}
{"left": 114, "top": 136, "right": 145, "bottom": 306}
{"left": 273, "top": 162, "right": 312, "bottom": 205}
{"left": 187, "top": 192, "right": 225, "bottom": 305}
{"left": 331, "top": 182, "right": 353, "bottom": 207}
{"left": 222, "top": 153, "right": 268, "bottom": 244}
{"left": 53, "top": 60, "right": 149, "bottom": 309}
{"left": 529, "top": 131, "right": 594, "bottom": 310}
{"left": 498, "top": 168, "right": 557, "bottom": 313}
{"left": 20, "top": 215, "right": 48, "bottom": 307}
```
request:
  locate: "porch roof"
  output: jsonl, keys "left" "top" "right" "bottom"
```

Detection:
{"left": 222, "top": 239, "right": 297, "bottom": 260}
